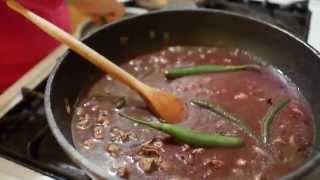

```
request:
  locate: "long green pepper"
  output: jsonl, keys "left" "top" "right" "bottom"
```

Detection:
{"left": 261, "top": 98, "right": 290, "bottom": 144}
{"left": 165, "top": 64, "right": 260, "bottom": 78}
{"left": 119, "top": 113, "right": 243, "bottom": 148}
{"left": 191, "top": 99, "right": 258, "bottom": 142}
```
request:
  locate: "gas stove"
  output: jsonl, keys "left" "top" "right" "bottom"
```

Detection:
{"left": 201, "top": 0, "right": 311, "bottom": 40}
{"left": 0, "top": 85, "right": 89, "bottom": 180}
{"left": 0, "top": 0, "right": 319, "bottom": 179}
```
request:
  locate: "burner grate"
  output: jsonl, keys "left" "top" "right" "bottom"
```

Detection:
{"left": 0, "top": 84, "right": 90, "bottom": 180}
{"left": 200, "top": 0, "right": 311, "bottom": 40}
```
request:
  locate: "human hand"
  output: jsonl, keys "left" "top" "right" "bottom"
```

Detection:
{"left": 72, "top": 0, "right": 125, "bottom": 23}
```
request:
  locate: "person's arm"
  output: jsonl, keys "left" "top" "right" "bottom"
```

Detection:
{"left": 18, "top": 0, "right": 64, "bottom": 11}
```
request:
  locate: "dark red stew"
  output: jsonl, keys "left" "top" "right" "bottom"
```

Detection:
{"left": 72, "top": 46, "right": 314, "bottom": 180}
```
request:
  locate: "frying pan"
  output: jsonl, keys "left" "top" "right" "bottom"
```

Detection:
{"left": 45, "top": 8, "right": 320, "bottom": 180}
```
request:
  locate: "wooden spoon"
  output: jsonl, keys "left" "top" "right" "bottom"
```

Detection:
{"left": 7, "top": 0, "right": 185, "bottom": 123}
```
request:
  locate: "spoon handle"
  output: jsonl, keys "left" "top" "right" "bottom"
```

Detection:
{"left": 6, "top": 0, "right": 149, "bottom": 94}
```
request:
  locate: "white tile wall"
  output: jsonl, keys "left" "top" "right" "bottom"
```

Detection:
{"left": 309, "top": 0, "right": 320, "bottom": 51}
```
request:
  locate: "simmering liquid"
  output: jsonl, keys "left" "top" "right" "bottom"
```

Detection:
{"left": 72, "top": 46, "right": 314, "bottom": 180}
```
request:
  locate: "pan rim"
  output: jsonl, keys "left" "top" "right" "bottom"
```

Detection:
{"left": 45, "top": 8, "right": 320, "bottom": 180}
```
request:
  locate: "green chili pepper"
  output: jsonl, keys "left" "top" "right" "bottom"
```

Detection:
{"left": 165, "top": 64, "right": 260, "bottom": 78}
{"left": 119, "top": 113, "right": 243, "bottom": 148}
{"left": 262, "top": 98, "right": 290, "bottom": 144}
{"left": 191, "top": 99, "right": 258, "bottom": 142}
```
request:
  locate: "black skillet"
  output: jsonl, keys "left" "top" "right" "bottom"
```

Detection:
{"left": 45, "top": 7, "right": 320, "bottom": 180}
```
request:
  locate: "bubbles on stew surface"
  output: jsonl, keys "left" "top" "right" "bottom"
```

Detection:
{"left": 71, "top": 46, "right": 314, "bottom": 180}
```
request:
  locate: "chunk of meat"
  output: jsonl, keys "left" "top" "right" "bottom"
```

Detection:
{"left": 97, "top": 110, "right": 111, "bottom": 126}
{"left": 93, "top": 125, "right": 104, "bottom": 139}
{"left": 181, "top": 144, "right": 190, "bottom": 152}
{"left": 203, "top": 158, "right": 224, "bottom": 169}
{"left": 156, "top": 158, "right": 171, "bottom": 171}
{"left": 138, "top": 157, "right": 156, "bottom": 173}
{"left": 116, "top": 165, "right": 130, "bottom": 178}
{"left": 106, "top": 143, "right": 121, "bottom": 156}
{"left": 192, "top": 148, "right": 204, "bottom": 155}
{"left": 138, "top": 139, "right": 165, "bottom": 156}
